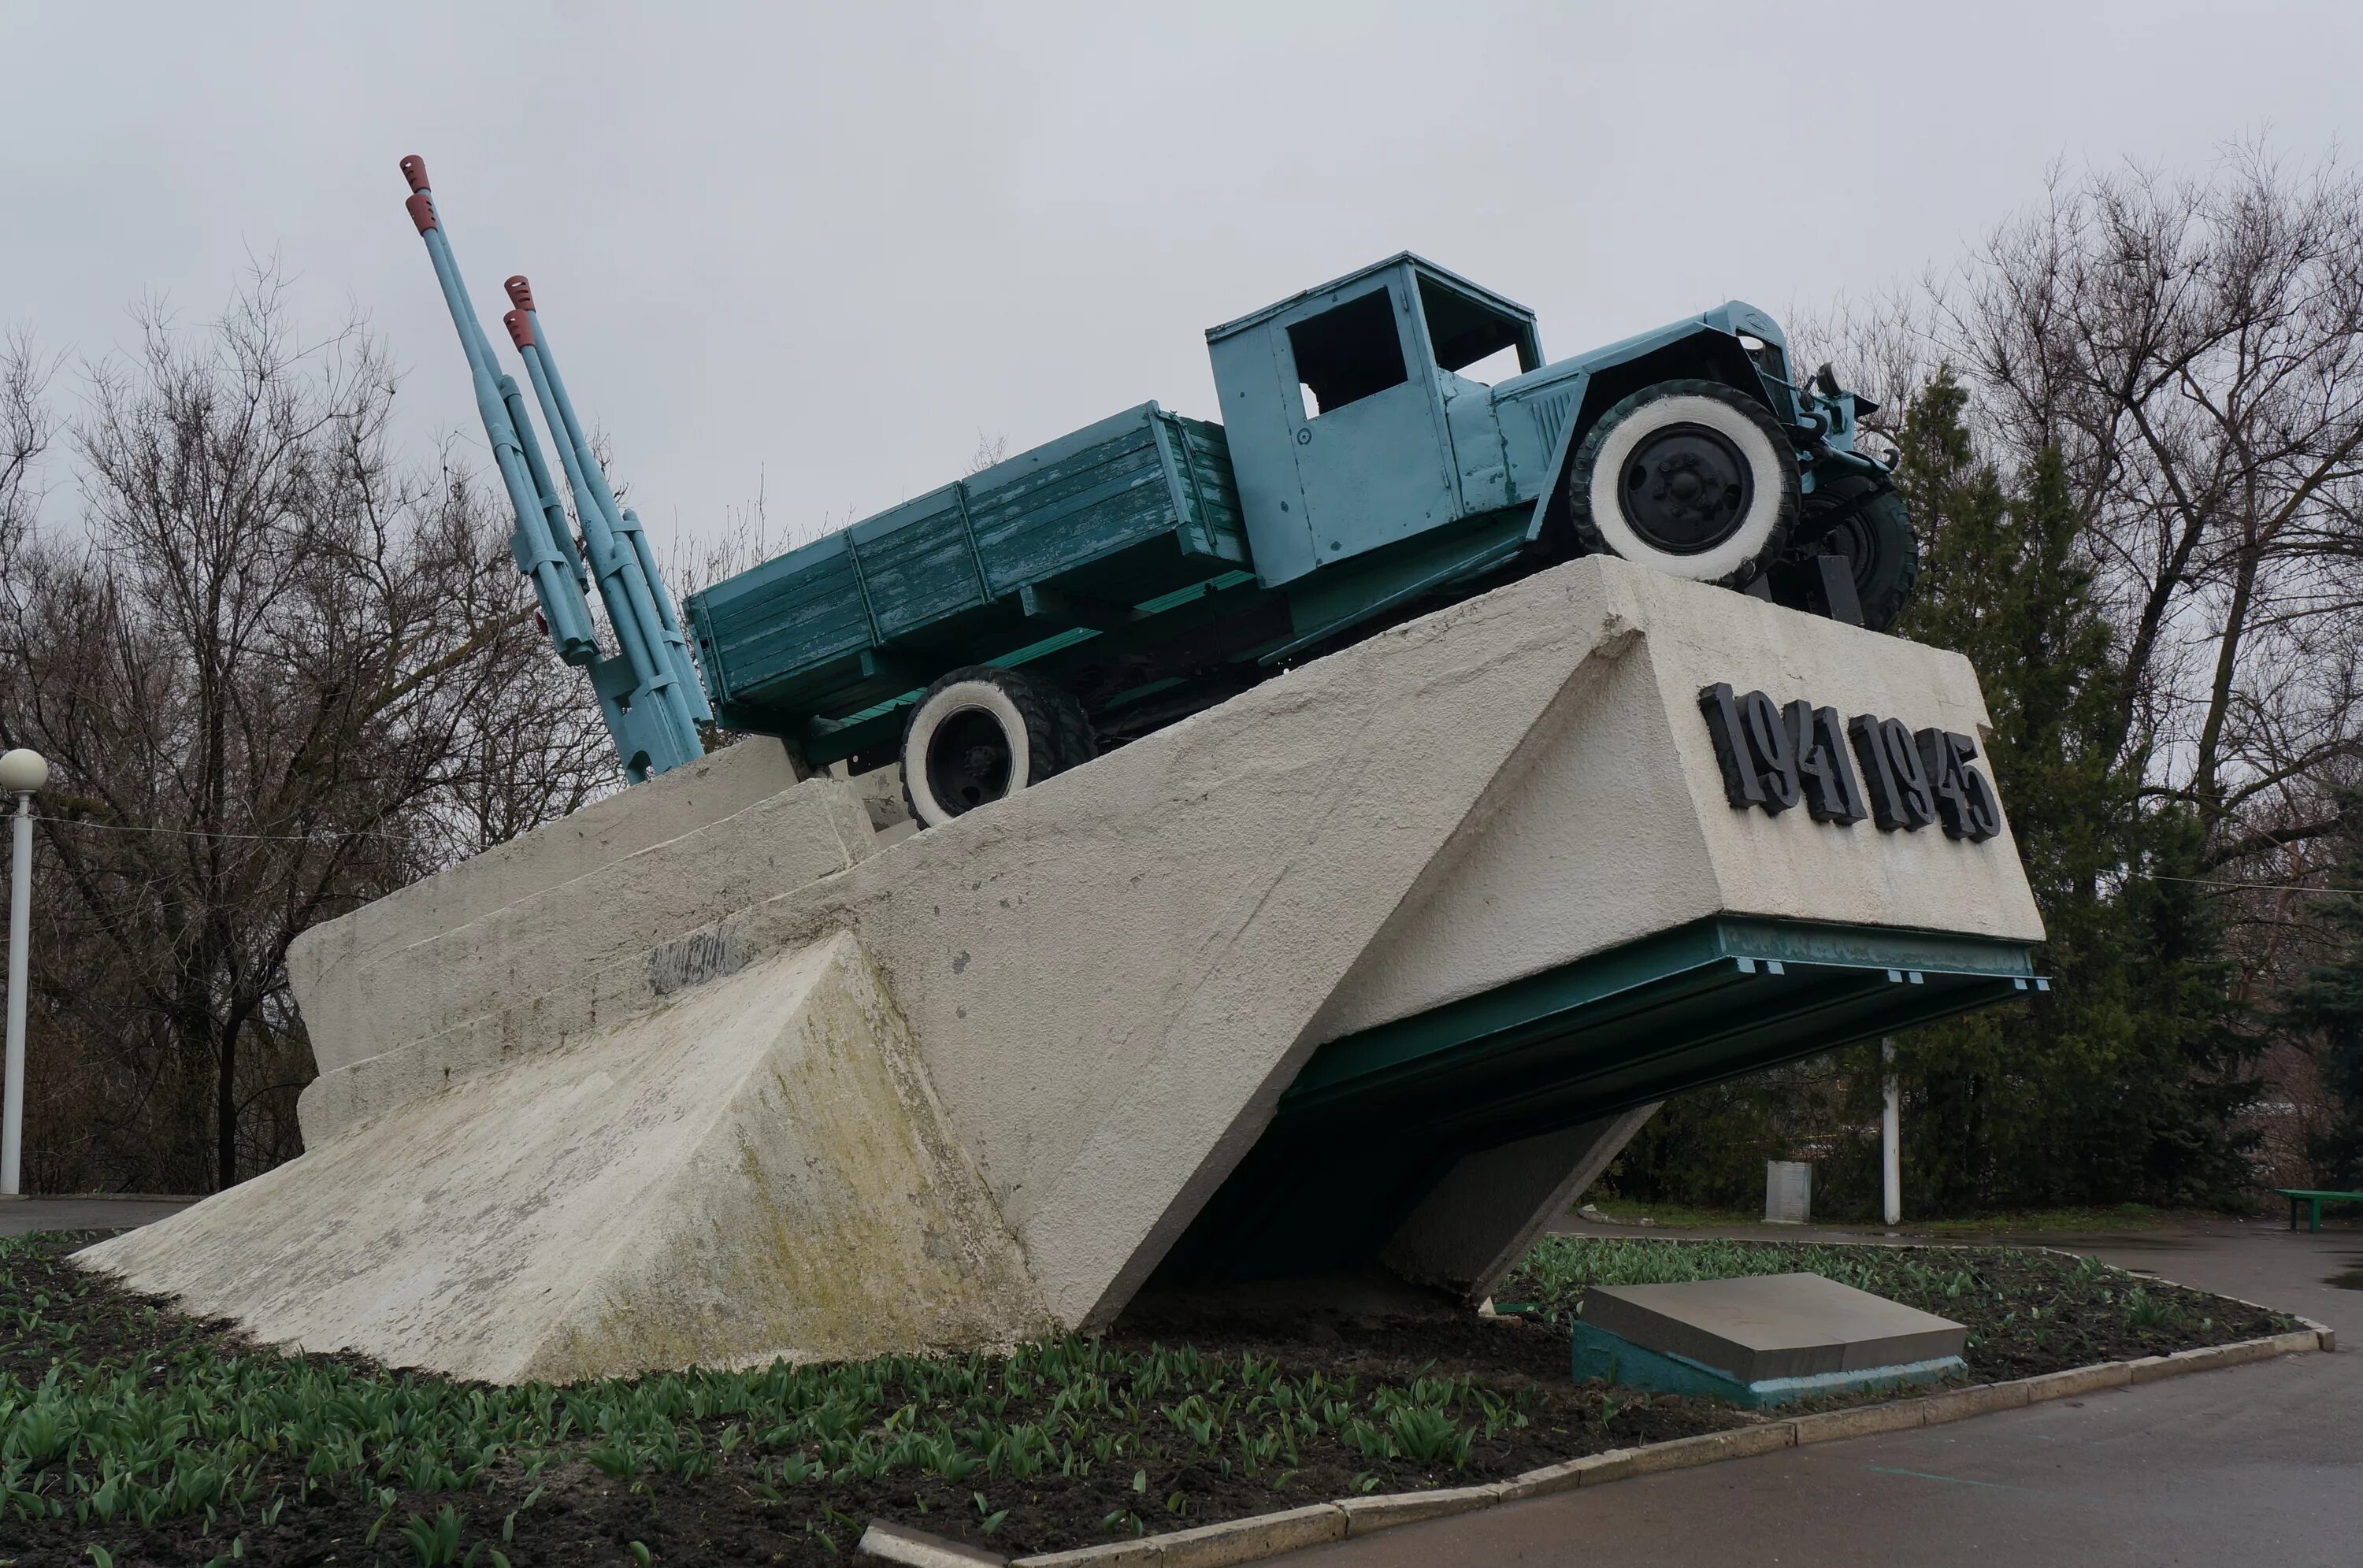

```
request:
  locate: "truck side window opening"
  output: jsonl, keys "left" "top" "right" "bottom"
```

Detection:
{"left": 1418, "top": 276, "right": 1532, "bottom": 386}
{"left": 1443, "top": 344, "right": 1524, "bottom": 387}
{"left": 1288, "top": 289, "right": 1408, "bottom": 417}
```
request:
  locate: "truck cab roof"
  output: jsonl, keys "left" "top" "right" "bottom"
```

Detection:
{"left": 1205, "top": 251, "right": 1544, "bottom": 376}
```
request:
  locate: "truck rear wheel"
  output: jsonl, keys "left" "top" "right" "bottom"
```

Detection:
{"left": 1568, "top": 378, "right": 1797, "bottom": 589}
{"left": 1790, "top": 471, "right": 1918, "bottom": 632}
{"left": 900, "top": 665, "right": 1074, "bottom": 829}
{"left": 1048, "top": 685, "right": 1098, "bottom": 772}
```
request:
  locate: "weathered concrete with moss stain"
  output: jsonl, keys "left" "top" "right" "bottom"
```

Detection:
{"left": 294, "top": 761, "right": 874, "bottom": 1123}
{"left": 287, "top": 736, "right": 804, "bottom": 1059}
{"left": 80, "top": 932, "right": 1050, "bottom": 1382}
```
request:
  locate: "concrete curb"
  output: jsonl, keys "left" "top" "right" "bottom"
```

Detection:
{"left": 1337, "top": 1484, "right": 1506, "bottom": 1534}
{"left": 978, "top": 1327, "right": 2330, "bottom": 1567}
{"left": 1010, "top": 1504, "right": 1348, "bottom": 1566}
{"left": 859, "top": 1520, "right": 1014, "bottom": 1566}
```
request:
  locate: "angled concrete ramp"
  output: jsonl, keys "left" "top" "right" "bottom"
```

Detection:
{"left": 80, "top": 558, "right": 2046, "bottom": 1377}
{"left": 80, "top": 932, "right": 1048, "bottom": 1383}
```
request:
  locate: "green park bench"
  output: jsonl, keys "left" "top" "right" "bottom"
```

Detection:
{"left": 2273, "top": 1188, "right": 2363, "bottom": 1233}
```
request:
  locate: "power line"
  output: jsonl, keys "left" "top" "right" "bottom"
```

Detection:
{"left": 2140, "top": 873, "right": 2363, "bottom": 898}
{"left": 30, "top": 815, "right": 412, "bottom": 847}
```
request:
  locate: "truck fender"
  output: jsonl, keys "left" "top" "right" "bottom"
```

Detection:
{"left": 1520, "top": 325, "right": 1771, "bottom": 554}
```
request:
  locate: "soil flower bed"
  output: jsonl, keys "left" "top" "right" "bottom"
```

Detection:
{"left": 0, "top": 1231, "right": 2291, "bottom": 1566}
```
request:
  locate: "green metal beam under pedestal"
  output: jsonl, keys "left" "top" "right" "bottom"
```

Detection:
{"left": 1152, "top": 917, "right": 2043, "bottom": 1286}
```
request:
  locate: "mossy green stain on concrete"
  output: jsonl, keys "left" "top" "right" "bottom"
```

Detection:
{"left": 527, "top": 935, "right": 1051, "bottom": 1383}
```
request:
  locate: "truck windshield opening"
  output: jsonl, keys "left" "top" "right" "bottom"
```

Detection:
{"left": 1419, "top": 275, "right": 1534, "bottom": 385}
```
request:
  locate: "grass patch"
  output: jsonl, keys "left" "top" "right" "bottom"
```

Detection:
{"left": 1579, "top": 1198, "right": 2192, "bottom": 1233}
{"left": 1581, "top": 1196, "right": 1760, "bottom": 1227}
{"left": 0, "top": 1233, "right": 1727, "bottom": 1565}
{"left": 0, "top": 1229, "right": 2293, "bottom": 1564}
{"left": 1900, "top": 1204, "right": 2183, "bottom": 1234}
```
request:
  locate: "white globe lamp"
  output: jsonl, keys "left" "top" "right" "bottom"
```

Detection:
{"left": 0, "top": 750, "right": 44, "bottom": 795}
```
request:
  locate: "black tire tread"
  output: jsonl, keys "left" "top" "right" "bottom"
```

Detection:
{"left": 1047, "top": 686, "right": 1097, "bottom": 773}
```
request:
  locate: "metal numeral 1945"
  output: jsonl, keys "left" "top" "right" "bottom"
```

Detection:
{"left": 1698, "top": 684, "right": 2000, "bottom": 841}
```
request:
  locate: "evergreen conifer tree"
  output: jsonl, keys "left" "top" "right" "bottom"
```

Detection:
{"left": 1875, "top": 371, "right": 2260, "bottom": 1210}
{"left": 2283, "top": 797, "right": 2363, "bottom": 1185}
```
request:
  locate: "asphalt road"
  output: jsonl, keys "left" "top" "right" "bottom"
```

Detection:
{"left": 1297, "top": 1218, "right": 2362, "bottom": 1568}
{"left": 0, "top": 1196, "right": 194, "bottom": 1236}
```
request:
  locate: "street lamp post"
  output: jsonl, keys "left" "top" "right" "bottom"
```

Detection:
{"left": 1881, "top": 1036, "right": 1901, "bottom": 1228}
{"left": 0, "top": 747, "right": 47, "bottom": 1198}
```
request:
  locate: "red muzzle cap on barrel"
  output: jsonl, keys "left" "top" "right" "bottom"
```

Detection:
{"left": 504, "top": 276, "right": 537, "bottom": 313}
{"left": 405, "top": 193, "right": 437, "bottom": 234}
{"left": 503, "top": 310, "right": 536, "bottom": 350}
{"left": 399, "top": 154, "right": 430, "bottom": 194}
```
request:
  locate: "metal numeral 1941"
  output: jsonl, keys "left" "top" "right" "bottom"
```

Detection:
{"left": 1698, "top": 683, "right": 2000, "bottom": 841}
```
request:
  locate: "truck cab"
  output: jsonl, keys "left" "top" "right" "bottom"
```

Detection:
{"left": 1207, "top": 255, "right": 1546, "bottom": 586}
{"left": 1208, "top": 254, "right": 1891, "bottom": 633}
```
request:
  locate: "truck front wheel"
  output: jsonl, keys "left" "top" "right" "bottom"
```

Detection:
{"left": 900, "top": 665, "right": 1081, "bottom": 829}
{"left": 1568, "top": 378, "right": 1797, "bottom": 589}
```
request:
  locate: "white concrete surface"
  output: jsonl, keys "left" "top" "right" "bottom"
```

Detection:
{"left": 297, "top": 777, "right": 877, "bottom": 1139}
{"left": 287, "top": 737, "right": 802, "bottom": 1046}
{"left": 1312, "top": 578, "right": 2038, "bottom": 1041}
{"left": 91, "top": 557, "right": 2046, "bottom": 1373}
{"left": 81, "top": 932, "right": 1048, "bottom": 1382}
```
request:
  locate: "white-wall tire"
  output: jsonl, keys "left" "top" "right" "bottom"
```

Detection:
{"left": 1569, "top": 379, "right": 1798, "bottom": 588}
{"left": 900, "top": 665, "right": 1072, "bottom": 829}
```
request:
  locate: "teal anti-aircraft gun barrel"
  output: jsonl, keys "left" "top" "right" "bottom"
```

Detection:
{"left": 399, "top": 157, "right": 703, "bottom": 781}
{"left": 501, "top": 277, "right": 711, "bottom": 733}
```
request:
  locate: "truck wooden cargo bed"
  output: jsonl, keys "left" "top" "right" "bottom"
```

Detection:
{"left": 690, "top": 403, "right": 1243, "bottom": 738}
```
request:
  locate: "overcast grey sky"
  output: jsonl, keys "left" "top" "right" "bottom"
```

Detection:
{"left": 5, "top": 2, "right": 2360, "bottom": 568}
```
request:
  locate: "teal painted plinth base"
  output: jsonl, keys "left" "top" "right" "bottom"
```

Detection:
{"left": 1571, "top": 1320, "right": 1964, "bottom": 1409}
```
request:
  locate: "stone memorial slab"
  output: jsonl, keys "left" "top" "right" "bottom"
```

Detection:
{"left": 1572, "top": 1272, "right": 1967, "bottom": 1404}
{"left": 1583, "top": 1273, "right": 1967, "bottom": 1381}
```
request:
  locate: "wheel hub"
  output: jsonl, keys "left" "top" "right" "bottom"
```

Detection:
{"left": 1826, "top": 513, "right": 1871, "bottom": 580}
{"left": 1623, "top": 424, "right": 1755, "bottom": 554}
{"left": 926, "top": 706, "right": 1013, "bottom": 814}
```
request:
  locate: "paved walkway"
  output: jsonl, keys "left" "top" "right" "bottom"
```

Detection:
{"left": 1299, "top": 1218, "right": 2361, "bottom": 1568}
{"left": 0, "top": 1197, "right": 194, "bottom": 1236}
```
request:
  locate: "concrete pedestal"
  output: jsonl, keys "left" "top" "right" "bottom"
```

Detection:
{"left": 1382, "top": 1106, "right": 1662, "bottom": 1302}
{"left": 76, "top": 558, "right": 2045, "bottom": 1379}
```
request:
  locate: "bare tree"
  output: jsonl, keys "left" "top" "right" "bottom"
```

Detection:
{"left": 0, "top": 272, "right": 614, "bottom": 1192}
{"left": 965, "top": 432, "right": 1008, "bottom": 476}
{"left": 0, "top": 330, "right": 54, "bottom": 536}
{"left": 1935, "top": 147, "right": 2363, "bottom": 854}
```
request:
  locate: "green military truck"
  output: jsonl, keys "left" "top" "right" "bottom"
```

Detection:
{"left": 687, "top": 254, "right": 1912, "bottom": 827}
